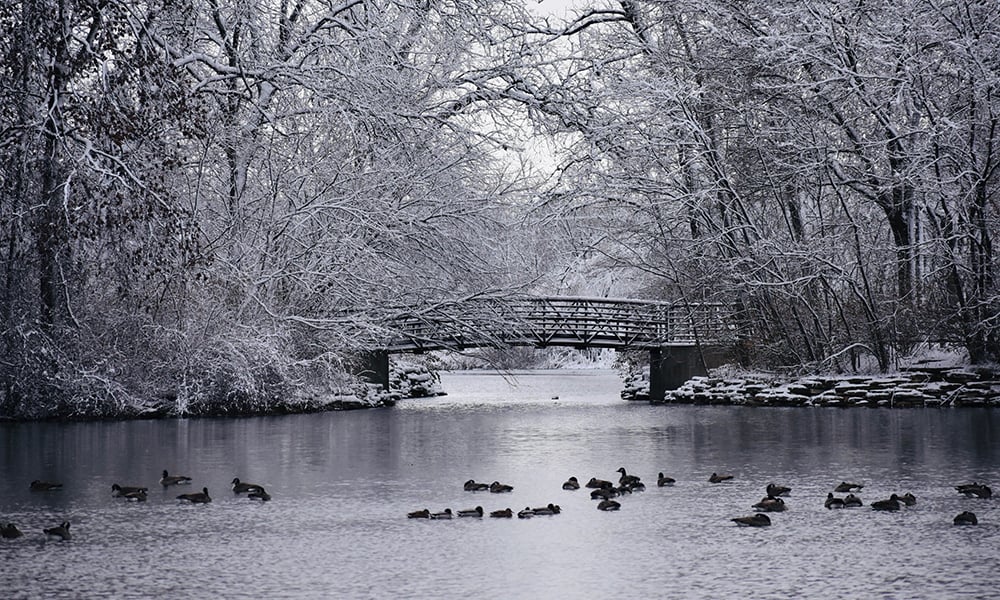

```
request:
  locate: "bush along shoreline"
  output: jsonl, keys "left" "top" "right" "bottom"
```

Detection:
{"left": 0, "top": 361, "right": 443, "bottom": 422}
{"left": 623, "top": 365, "right": 1000, "bottom": 408}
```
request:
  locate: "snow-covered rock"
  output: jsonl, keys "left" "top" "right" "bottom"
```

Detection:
{"left": 644, "top": 366, "right": 1000, "bottom": 408}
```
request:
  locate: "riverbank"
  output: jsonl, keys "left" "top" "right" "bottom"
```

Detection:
{"left": 623, "top": 364, "right": 1000, "bottom": 407}
{"left": 0, "top": 360, "right": 442, "bottom": 421}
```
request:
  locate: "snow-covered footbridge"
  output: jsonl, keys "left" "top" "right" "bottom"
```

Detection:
{"left": 381, "top": 296, "right": 734, "bottom": 352}
{"left": 364, "top": 296, "right": 740, "bottom": 400}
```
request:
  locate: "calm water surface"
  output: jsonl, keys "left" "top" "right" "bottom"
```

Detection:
{"left": 1, "top": 369, "right": 998, "bottom": 599}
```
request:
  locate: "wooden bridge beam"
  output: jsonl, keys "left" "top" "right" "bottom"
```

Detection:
{"left": 649, "top": 346, "right": 706, "bottom": 401}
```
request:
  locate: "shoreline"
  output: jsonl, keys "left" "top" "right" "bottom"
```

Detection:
{"left": 627, "top": 365, "right": 1000, "bottom": 408}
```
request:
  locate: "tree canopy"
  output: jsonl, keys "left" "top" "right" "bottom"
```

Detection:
{"left": 1, "top": 0, "right": 996, "bottom": 418}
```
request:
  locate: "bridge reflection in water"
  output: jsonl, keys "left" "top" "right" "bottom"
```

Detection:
{"left": 365, "top": 296, "right": 739, "bottom": 401}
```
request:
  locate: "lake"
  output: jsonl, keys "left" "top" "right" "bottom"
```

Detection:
{"left": 1, "top": 369, "right": 998, "bottom": 599}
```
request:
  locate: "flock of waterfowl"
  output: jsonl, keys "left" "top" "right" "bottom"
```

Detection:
{"left": 407, "top": 477, "right": 564, "bottom": 520}
{"left": 5, "top": 467, "right": 992, "bottom": 539}
{"left": 406, "top": 468, "right": 993, "bottom": 527}
{"left": 1, "top": 472, "right": 272, "bottom": 541}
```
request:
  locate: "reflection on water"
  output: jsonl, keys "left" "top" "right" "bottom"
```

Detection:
{"left": 1, "top": 369, "right": 998, "bottom": 599}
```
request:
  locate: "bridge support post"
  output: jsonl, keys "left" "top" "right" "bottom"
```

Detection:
{"left": 359, "top": 351, "right": 390, "bottom": 391}
{"left": 649, "top": 346, "right": 705, "bottom": 401}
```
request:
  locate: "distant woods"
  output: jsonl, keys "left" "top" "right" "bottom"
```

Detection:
{"left": 0, "top": 0, "right": 997, "bottom": 418}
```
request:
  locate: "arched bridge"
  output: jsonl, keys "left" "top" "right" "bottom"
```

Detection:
{"left": 364, "top": 296, "right": 740, "bottom": 400}
{"left": 380, "top": 296, "right": 735, "bottom": 352}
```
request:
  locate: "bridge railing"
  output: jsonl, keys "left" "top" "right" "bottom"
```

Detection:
{"left": 380, "top": 296, "right": 735, "bottom": 352}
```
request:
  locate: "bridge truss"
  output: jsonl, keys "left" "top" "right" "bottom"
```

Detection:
{"left": 380, "top": 296, "right": 737, "bottom": 353}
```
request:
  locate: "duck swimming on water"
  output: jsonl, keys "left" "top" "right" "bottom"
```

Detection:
{"left": 562, "top": 477, "right": 580, "bottom": 490}
{"left": 617, "top": 467, "right": 641, "bottom": 486}
{"left": 835, "top": 481, "right": 863, "bottom": 493}
{"left": 43, "top": 522, "right": 71, "bottom": 540}
{"left": 231, "top": 478, "right": 264, "bottom": 494}
{"left": 159, "top": 470, "right": 192, "bottom": 486}
{"left": 825, "top": 493, "right": 845, "bottom": 509}
{"left": 30, "top": 480, "right": 62, "bottom": 491}
{"left": 955, "top": 483, "right": 992, "bottom": 499}
{"left": 112, "top": 483, "right": 149, "bottom": 497}
{"left": 489, "top": 481, "right": 513, "bottom": 493}
{"left": 177, "top": 487, "right": 212, "bottom": 503}
{"left": 871, "top": 494, "right": 901, "bottom": 511}
{"left": 732, "top": 514, "right": 770, "bottom": 527}
{"left": 752, "top": 496, "right": 786, "bottom": 512}
{"left": 954, "top": 511, "right": 978, "bottom": 525}
{"left": 766, "top": 483, "right": 791, "bottom": 497}
{"left": 591, "top": 487, "right": 617, "bottom": 500}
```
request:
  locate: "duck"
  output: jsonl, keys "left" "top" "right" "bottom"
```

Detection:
{"left": 464, "top": 479, "right": 490, "bottom": 492}
{"left": 429, "top": 509, "right": 453, "bottom": 520}
{"left": 871, "top": 494, "right": 901, "bottom": 511}
{"left": 586, "top": 477, "right": 613, "bottom": 489}
{"left": 112, "top": 483, "right": 149, "bottom": 497}
{"left": 955, "top": 483, "right": 992, "bottom": 499}
{"left": 30, "top": 480, "right": 62, "bottom": 491}
{"left": 843, "top": 494, "right": 863, "bottom": 507}
{"left": 407, "top": 508, "right": 430, "bottom": 519}
{"left": 657, "top": 472, "right": 676, "bottom": 487}
{"left": 954, "top": 482, "right": 981, "bottom": 495}
{"left": 489, "top": 508, "right": 513, "bottom": 518}
{"left": 531, "top": 503, "right": 561, "bottom": 515}
{"left": 597, "top": 499, "right": 621, "bottom": 511}
{"left": 43, "top": 521, "right": 72, "bottom": 540}
{"left": 489, "top": 481, "right": 513, "bottom": 493}
{"left": 617, "top": 467, "right": 641, "bottom": 486}
{"left": 709, "top": 472, "right": 734, "bottom": 483}
{"left": 248, "top": 489, "right": 272, "bottom": 502}
{"left": 834, "top": 481, "right": 863, "bottom": 493}
{"left": 732, "top": 513, "right": 771, "bottom": 527}
{"left": 159, "top": 470, "right": 192, "bottom": 486}
{"left": 970, "top": 485, "right": 992, "bottom": 499}
{"left": 1, "top": 523, "right": 23, "bottom": 539}
{"left": 591, "top": 487, "right": 617, "bottom": 500}
{"left": 231, "top": 478, "right": 264, "bottom": 494}
{"left": 825, "top": 493, "right": 845, "bottom": 509}
{"left": 766, "top": 483, "right": 791, "bottom": 497}
{"left": 457, "top": 506, "right": 484, "bottom": 517}
{"left": 898, "top": 492, "right": 916, "bottom": 506}
{"left": 752, "top": 496, "right": 786, "bottom": 512}
{"left": 517, "top": 507, "right": 534, "bottom": 518}
{"left": 177, "top": 487, "right": 212, "bottom": 503}
{"left": 953, "top": 511, "right": 978, "bottom": 525}
{"left": 562, "top": 477, "right": 581, "bottom": 490}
